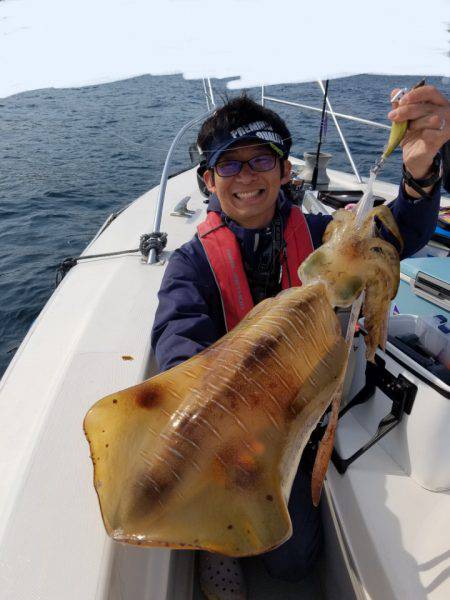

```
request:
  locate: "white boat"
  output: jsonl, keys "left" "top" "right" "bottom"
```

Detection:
{"left": 0, "top": 81, "right": 449, "bottom": 600}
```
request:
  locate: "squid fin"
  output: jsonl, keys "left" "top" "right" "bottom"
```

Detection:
{"left": 310, "top": 382, "right": 344, "bottom": 507}
{"left": 85, "top": 360, "right": 292, "bottom": 555}
{"left": 84, "top": 354, "right": 212, "bottom": 536}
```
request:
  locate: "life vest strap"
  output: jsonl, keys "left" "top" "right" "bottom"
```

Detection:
{"left": 197, "top": 207, "right": 314, "bottom": 331}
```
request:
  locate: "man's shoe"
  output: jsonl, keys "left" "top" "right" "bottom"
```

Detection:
{"left": 198, "top": 551, "right": 247, "bottom": 600}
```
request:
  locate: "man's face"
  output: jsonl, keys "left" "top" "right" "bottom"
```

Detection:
{"left": 203, "top": 141, "right": 291, "bottom": 229}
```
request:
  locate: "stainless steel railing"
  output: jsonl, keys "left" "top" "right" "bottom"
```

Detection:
{"left": 148, "top": 78, "right": 216, "bottom": 264}
{"left": 262, "top": 81, "right": 390, "bottom": 184}
{"left": 148, "top": 109, "right": 213, "bottom": 264}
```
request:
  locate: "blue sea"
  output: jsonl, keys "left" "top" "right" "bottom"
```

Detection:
{"left": 0, "top": 74, "right": 447, "bottom": 377}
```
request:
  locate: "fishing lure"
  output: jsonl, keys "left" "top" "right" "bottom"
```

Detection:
{"left": 381, "top": 79, "right": 426, "bottom": 162}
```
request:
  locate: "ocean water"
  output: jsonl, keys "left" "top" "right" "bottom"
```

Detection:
{"left": 0, "top": 73, "right": 447, "bottom": 377}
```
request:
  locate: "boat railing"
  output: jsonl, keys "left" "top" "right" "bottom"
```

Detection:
{"left": 148, "top": 80, "right": 215, "bottom": 264}
{"left": 202, "top": 77, "right": 216, "bottom": 111}
{"left": 261, "top": 81, "right": 390, "bottom": 184}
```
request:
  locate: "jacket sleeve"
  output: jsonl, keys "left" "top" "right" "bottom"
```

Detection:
{"left": 151, "top": 246, "right": 224, "bottom": 373}
{"left": 304, "top": 213, "right": 333, "bottom": 249}
{"left": 385, "top": 180, "right": 440, "bottom": 259}
{"left": 305, "top": 181, "right": 440, "bottom": 258}
{"left": 441, "top": 140, "right": 450, "bottom": 193}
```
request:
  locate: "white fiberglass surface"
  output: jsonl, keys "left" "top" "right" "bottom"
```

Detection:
{"left": 0, "top": 171, "right": 203, "bottom": 599}
{"left": 331, "top": 412, "right": 450, "bottom": 599}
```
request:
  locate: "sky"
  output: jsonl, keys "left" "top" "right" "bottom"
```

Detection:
{"left": 0, "top": 0, "right": 449, "bottom": 98}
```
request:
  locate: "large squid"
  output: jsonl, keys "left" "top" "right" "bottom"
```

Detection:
{"left": 84, "top": 205, "right": 402, "bottom": 557}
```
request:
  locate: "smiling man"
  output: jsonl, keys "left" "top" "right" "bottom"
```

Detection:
{"left": 200, "top": 105, "right": 294, "bottom": 232}
{"left": 151, "top": 93, "right": 445, "bottom": 599}
{"left": 202, "top": 136, "right": 292, "bottom": 229}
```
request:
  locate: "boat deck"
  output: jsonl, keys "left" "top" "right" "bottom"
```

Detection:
{"left": 1, "top": 163, "right": 448, "bottom": 599}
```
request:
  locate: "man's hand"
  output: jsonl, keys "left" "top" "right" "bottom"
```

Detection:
{"left": 388, "top": 85, "right": 450, "bottom": 197}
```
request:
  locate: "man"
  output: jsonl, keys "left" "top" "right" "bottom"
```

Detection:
{"left": 151, "top": 87, "right": 448, "bottom": 599}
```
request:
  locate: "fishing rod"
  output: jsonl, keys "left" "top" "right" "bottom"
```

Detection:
{"left": 311, "top": 79, "right": 329, "bottom": 190}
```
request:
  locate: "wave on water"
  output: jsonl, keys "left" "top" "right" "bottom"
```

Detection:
{"left": 43, "top": 189, "right": 84, "bottom": 199}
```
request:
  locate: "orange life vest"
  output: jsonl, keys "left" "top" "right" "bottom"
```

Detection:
{"left": 197, "top": 207, "right": 314, "bottom": 331}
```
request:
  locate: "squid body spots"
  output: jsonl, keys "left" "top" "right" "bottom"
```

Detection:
{"left": 214, "top": 442, "right": 264, "bottom": 492}
{"left": 241, "top": 335, "right": 279, "bottom": 371}
{"left": 134, "top": 385, "right": 162, "bottom": 409}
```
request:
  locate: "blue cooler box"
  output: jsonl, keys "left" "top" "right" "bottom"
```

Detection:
{"left": 392, "top": 257, "right": 450, "bottom": 321}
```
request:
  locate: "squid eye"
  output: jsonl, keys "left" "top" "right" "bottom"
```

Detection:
{"left": 370, "top": 246, "right": 384, "bottom": 255}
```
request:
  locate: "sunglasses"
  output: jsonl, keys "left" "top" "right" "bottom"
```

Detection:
{"left": 215, "top": 154, "right": 277, "bottom": 177}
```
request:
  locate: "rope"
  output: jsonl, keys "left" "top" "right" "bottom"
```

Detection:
{"left": 139, "top": 231, "right": 168, "bottom": 256}
{"left": 55, "top": 231, "right": 168, "bottom": 287}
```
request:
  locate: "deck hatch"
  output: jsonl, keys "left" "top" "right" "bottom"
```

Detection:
{"left": 412, "top": 271, "right": 450, "bottom": 311}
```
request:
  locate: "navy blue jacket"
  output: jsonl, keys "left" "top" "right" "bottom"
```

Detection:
{"left": 151, "top": 182, "right": 440, "bottom": 373}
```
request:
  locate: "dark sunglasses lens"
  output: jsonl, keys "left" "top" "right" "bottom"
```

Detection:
{"left": 249, "top": 155, "right": 277, "bottom": 172}
{"left": 216, "top": 160, "right": 241, "bottom": 177}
